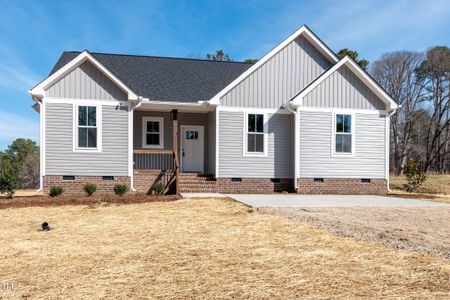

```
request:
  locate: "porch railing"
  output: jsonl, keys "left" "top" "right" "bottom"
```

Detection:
{"left": 133, "top": 150, "right": 174, "bottom": 170}
{"left": 133, "top": 149, "right": 179, "bottom": 195}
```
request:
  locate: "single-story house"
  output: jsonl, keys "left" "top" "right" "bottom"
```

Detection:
{"left": 29, "top": 25, "right": 398, "bottom": 195}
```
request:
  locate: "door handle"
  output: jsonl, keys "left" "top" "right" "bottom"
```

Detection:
{"left": 182, "top": 149, "right": 185, "bottom": 157}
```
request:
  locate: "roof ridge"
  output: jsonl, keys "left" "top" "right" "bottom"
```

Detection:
{"left": 65, "top": 50, "right": 252, "bottom": 65}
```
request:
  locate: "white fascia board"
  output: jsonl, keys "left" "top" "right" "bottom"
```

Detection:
{"left": 291, "top": 57, "right": 399, "bottom": 111}
{"left": 29, "top": 51, "right": 139, "bottom": 101}
{"left": 208, "top": 25, "right": 339, "bottom": 104}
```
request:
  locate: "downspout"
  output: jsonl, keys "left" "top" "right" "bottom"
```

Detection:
{"left": 284, "top": 103, "right": 299, "bottom": 191}
{"left": 36, "top": 97, "right": 44, "bottom": 192}
{"left": 129, "top": 97, "right": 143, "bottom": 192}
{"left": 386, "top": 108, "right": 397, "bottom": 192}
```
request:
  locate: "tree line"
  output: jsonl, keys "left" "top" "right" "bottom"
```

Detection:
{"left": 0, "top": 139, "right": 39, "bottom": 189}
{"left": 372, "top": 46, "right": 450, "bottom": 175}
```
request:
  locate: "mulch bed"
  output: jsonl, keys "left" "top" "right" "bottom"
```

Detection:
{"left": 0, "top": 194, "right": 180, "bottom": 209}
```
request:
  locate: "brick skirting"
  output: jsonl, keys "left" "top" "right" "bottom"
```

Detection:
{"left": 44, "top": 174, "right": 387, "bottom": 195}
{"left": 43, "top": 176, "right": 130, "bottom": 195}
{"left": 297, "top": 178, "right": 387, "bottom": 195}
{"left": 215, "top": 178, "right": 294, "bottom": 193}
{"left": 133, "top": 170, "right": 175, "bottom": 194}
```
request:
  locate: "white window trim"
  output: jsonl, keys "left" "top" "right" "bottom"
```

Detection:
{"left": 243, "top": 112, "right": 268, "bottom": 157}
{"left": 331, "top": 112, "right": 355, "bottom": 157}
{"left": 142, "top": 116, "right": 164, "bottom": 149}
{"left": 73, "top": 103, "right": 103, "bottom": 153}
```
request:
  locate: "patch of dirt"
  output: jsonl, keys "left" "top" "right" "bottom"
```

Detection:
{"left": 258, "top": 206, "right": 450, "bottom": 259}
{"left": 0, "top": 193, "right": 179, "bottom": 209}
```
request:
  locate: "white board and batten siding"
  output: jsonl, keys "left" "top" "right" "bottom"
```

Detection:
{"left": 220, "top": 36, "right": 332, "bottom": 108}
{"left": 44, "top": 61, "right": 129, "bottom": 176}
{"left": 45, "top": 103, "right": 129, "bottom": 176}
{"left": 218, "top": 111, "right": 293, "bottom": 178}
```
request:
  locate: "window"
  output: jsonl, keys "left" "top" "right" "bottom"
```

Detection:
{"left": 77, "top": 106, "right": 98, "bottom": 149}
{"left": 142, "top": 117, "right": 164, "bottom": 149}
{"left": 246, "top": 113, "right": 266, "bottom": 155}
{"left": 335, "top": 114, "right": 353, "bottom": 154}
{"left": 102, "top": 176, "right": 114, "bottom": 181}
{"left": 185, "top": 130, "right": 199, "bottom": 140}
{"left": 63, "top": 176, "right": 75, "bottom": 181}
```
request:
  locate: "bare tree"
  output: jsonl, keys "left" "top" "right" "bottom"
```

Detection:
{"left": 416, "top": 46, "right": 450, "bottom": 172}
{"left": 371, "top": 51, "right": 425, "bottom": 175}
{"left": 18, "top": 152, "right": 40, "bottom": 189}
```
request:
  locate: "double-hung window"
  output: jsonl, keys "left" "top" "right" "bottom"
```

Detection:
{"left": 77, "top": 106, "right": 98, "bottom": 149}
{"left": 335, "top": 114, "right": 353, "bottom": 154}
{"left": 142, "top": 117, "right": 164, "bottom": 149}
{"left": 245, "top": 113, "right": 265, "bottom": 155}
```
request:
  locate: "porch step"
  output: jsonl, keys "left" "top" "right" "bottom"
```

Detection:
{"left": 178, "top": 173, "right": 218, "bottom": 192}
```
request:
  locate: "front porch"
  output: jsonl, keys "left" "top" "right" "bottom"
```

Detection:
{"left": 132, "top": 104, "right": 216, "bottom": 194}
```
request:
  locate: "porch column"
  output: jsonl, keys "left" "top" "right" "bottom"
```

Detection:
{"left": 171, "top": 109, "right": 179, "bottom": 194}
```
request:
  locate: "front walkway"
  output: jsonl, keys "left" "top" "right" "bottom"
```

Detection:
{"left": 181, "top": 193, "right": 449, "bottom": 207}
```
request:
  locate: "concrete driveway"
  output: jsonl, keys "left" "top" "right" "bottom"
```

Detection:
{"left": 225, "top": 194, "right": 449, "bottom": 208}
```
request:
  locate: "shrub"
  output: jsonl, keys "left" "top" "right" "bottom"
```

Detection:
{"left": 49, "top": 186, "right": 64, "bottom": 197}
{"left": 114, "top": 184, "right": 128, "bottom": 196}
{"left": 151, "top": 180, "right": 165, "bottom": 195}
{"left": 83, "top": 183, "right": 97, "bottom": 196}
{"left": 403, "top": 158, "right": 427, "bottom": 192}
{"left": 0, "top": 173, "right": 18, "bottom": 199}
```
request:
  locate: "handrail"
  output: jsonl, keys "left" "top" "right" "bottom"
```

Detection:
{"left": 133, "top": 149, "right": 173, "bottom": 154}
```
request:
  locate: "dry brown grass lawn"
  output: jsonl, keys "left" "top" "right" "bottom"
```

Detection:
{"left": 390, "top": 175, "right": 450, "bottom": 204}
{"left": 1, "top": 198, "right": 449, "bottom": 299}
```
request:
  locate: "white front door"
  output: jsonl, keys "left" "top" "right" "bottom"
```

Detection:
{"left": 181, "top": 125, "right": 204, "bottom": 173}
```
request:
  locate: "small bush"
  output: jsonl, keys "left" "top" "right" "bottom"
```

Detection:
{"left": 403, "top": 158, "right": 427, "bottom": 192}
{"left": 0, "top": 173, "right": 18, "bottom": 199}
{"left": 114, "top": 184, "right": 128, "bottom": 196}
{"left": 151, "top": 180, "right": 165, "bottom": 195}
{"left": 49, "top": 186, "right": 64, "bottom": 197}
{"left": 83, "top": 183, "right": 97, "bottom": 196}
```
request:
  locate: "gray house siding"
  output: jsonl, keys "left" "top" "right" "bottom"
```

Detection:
{"left": 46, "top": 61, "right": 127, "bottom": 101}
{"left": 45, "top": 102, "right": 129, "bottom": 176}
{"left": 303, "top": 65, "right": 386, "bottom": 110}
{"left": 133, "top": 111, "right": 212, "bottom": 172}
{"left": 299, "top": 111, "right": 386, "bottom": 178}
{"left": 207, "top": 111, "right": 216, "bottom": 175}
{"left": 220, "top": 36, "right": 332, "bottom": 108}
{"left": 218, "top": 110, "right": 293, "bottom": 178}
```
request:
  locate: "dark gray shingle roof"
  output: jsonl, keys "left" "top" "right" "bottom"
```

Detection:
{"left": 50, "top": 51, "right": 252, "bottom": 103}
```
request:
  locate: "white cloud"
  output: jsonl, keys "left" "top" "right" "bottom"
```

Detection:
{"left": 0, "top": 110, "right": 39, "bottom": 149}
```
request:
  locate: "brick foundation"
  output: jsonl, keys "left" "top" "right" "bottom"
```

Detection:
{"left": 297, "top": 178, "right": 387, "bottom": 195}
{"left": 216, "top": 178, "right": 294, "bottom": 193}
{"left": 44, "top": 174, "right": 387, "bottom": 195}
{"left": 133, "top": 170, "right": 175, "bottom": 194}
{"left": 43, "top": 176, "right": 130, "bottom": 195}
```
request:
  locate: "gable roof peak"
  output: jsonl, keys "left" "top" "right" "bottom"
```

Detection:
{"left": 209, "top": 25, "right": 339, "bottom": 104}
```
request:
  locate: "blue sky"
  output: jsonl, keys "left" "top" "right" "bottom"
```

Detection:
{"left": 0, "top": 0, "right": 449, "bottom": 150}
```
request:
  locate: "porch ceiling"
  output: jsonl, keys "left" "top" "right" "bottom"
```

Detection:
{"left": 136, "top": 101, "right": 215, "bottom": 113}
